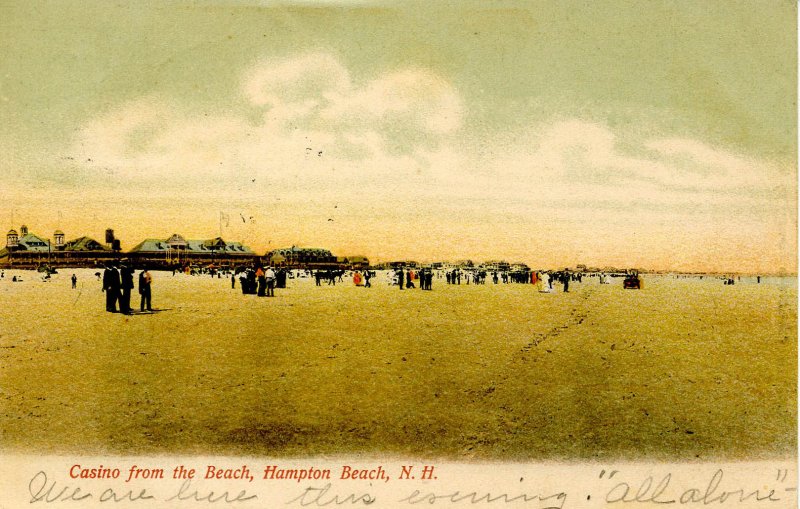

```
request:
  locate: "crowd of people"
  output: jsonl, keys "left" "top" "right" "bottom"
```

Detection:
{"left": 235, "top": 266, "right": 289, "bottom": 296}
{"left": 391, "top": 268, "right": 433, "bottom": 290}
{"left": 437, "top": 268, "right": 581, "bottom": 292}
{"left": 6, "top": 261, "right": 772, "bottom": 316}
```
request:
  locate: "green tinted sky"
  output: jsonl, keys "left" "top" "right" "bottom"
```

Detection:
{"left": 2, "top": 1, "right": 794, "bottom": 154}
{"left": 0, "top": 1, "right": 796, "bottom": 271}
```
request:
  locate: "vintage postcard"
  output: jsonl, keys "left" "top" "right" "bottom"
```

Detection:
{"left": 0, "top": 1, "right": 796, "bottom": 507}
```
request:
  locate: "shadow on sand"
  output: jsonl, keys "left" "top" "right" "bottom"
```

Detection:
{"left": 117, "top": 308, "right": 171, "bottom": 315}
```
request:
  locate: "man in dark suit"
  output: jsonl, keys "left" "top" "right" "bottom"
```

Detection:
{"left": 102, "top": 262, "right": 121, "bottom": 312}
{"left": 119, "top": 260, "right": 135, "bottom": 314}
{"left": 139, "top": 268, "right": 153, "bottom": 311}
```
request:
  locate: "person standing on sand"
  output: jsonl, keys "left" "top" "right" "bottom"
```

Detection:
{"left": 397, "top": 268, "right": 405, "bottom": 290}
{"left": 364, "top": 270, "right": 372, "bottom": 288}
{"left": 102, "top": 262, "right": 121, "bottom": 313}
{"left": 256, "top": 266, "right": 266, "bottom": 297}
{"left": 139, "top": 268, "right": 152, "bottom": 312}
{"left": 239, "top": 270, "right": 249, "bottom": 294}
{"left": 539, "top": 272, "right": 551, "bottom": 293}
{"left": 231, "top": 273, "right": 236, "bottom": 289}
{"left": 71, "top": 273, "right": 77, "bottom": 289}
{"left": 265, "top": 266, "right": 276, "bottom": 297}
{"left": 119, "top": 261, "right": 135, "bottom": 314}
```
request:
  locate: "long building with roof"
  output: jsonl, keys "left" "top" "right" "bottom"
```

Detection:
{"left": 1, "top": 226, "right": 258, "bottom": 269}
{"left": 127, "top": 233, "right": 257, "bottom": 268}
{"left": 0, "top": 225, "right": 114, "bottom": 268}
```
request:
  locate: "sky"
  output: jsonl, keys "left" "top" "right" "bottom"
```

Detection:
{"left": 0, "top": 0, "right": 796, "bottom": 272}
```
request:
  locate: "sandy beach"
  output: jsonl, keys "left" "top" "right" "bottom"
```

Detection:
{"left": 0, "top": 269, "right": 795, "bottom": 460}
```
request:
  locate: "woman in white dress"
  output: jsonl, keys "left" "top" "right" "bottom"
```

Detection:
{"left": 538, "top": 272, "right": 551, "bottom": 293}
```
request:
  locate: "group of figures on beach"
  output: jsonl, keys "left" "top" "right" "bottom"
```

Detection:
{"left": 230, "top": 266, "right": 588, "bottom": 294}
{"left": 352, "top": 270, "right": 374, "bottom": 287}
{"left": 235, "top": 266, "right": 289, "bottom": 296}
{"left": 389, "top": 268, "right": 581, "bottom": 292}
{"left": 100, "top": 260, "right": 153, "bottom": 313}
{"left": 393, "top": 268, "right": 434, "bottom": 290}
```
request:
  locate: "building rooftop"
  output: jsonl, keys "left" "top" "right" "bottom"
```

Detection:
{"left": 62, "top": 236, "right": 109, "bottom": 252}
{"left": 267, "top": 246, "right": 334, "bottom": 255}
{"left": 129, "top": 237, "right": 254, "bottom": 254}
{"left": 14, "top": 233, "right": 51, "bottom": 252}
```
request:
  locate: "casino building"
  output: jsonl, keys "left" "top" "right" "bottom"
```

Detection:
{"left": 0, "top": 226, "right": 257, "bottom": 269}
{"left": 0, "top": 225, "right": 113, "bottom": 269}
{"left": 127, "top": 233, "right": 257, "bottom": 268}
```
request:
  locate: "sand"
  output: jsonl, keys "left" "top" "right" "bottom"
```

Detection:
{"left": 0, "top": 269, "right": 795, "bottom": 460}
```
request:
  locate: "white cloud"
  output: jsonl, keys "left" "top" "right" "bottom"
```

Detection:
{"left": 242, "top": 52, "right": 462, "bottom": 141}
{"left": 74, "top": 96, "right": 173, "bottom": 169}
{"left": 72, "top": 53, "right": 463, "bottom": 187}
{"left": 471, "top": 120, "right": 793, "bottom": 216}
{"left": 243, "top": 53, "right": 350, "bottom": 113}
{"left": 60, "top": 55, "right": 794, "bottom": 271}
{"left": 321, "top": 67, "right": 463, "bottom": 134}
{"left": 68, "top": 77, "right": 792, "bottom": 214}
{"left": 644, "top": 137, "right": 791, "bottom": 190}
